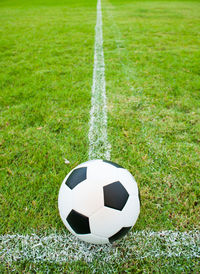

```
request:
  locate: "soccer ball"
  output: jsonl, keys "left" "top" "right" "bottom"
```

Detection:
{"left": 58, "top": 159, "right": 140, "bottom": 244}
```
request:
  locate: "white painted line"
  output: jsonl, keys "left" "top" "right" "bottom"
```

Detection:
{"left": 1, "top": 231, "right": 199, "bottom": 263}
{"left": 88, "top": 0, "right": 111, "bottom": 160}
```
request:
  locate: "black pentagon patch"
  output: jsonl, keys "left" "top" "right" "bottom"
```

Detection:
{"left": 67, "top": 209, "right": 90, "bottom": 234}
{"left": 65, "top": 167, "right": 87, "bottom": 190}
{"left": 103, "top": 181, "right": 129, "bottom": 210}
{"left": 109, "top": 227, "right": 131, "bottom": 243}
{"left": 138, "top": 189, "right": 141, "bottom": 206}
{"left": 103, "top": 160, "right": 123, "bottom": 169}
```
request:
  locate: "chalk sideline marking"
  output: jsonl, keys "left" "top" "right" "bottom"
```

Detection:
{"left": 0, "top": 231, "right": 199, "bottom": 264}
{"left": 88, "top": 0, "right": 111, "bottom": 160}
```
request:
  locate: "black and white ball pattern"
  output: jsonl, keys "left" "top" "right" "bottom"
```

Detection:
{"left": 58, "top": 159, "right": 140, "bottom": 244}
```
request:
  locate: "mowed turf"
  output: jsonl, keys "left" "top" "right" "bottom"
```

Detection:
{"left": 0, "top": 0, "right": 96, "bottom": 233}
{"left": 0, "top": 0, "right": 200, "bottom": 272}
{"left": 102, "top": 1, "right": 200, "bottom": 270}
{"left": 103, "top": 0, "right": 200, "bottom": 231}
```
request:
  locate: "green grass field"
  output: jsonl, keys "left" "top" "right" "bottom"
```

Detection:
{"left": 0, "top": 0, "right": 200, "bottom": 272}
